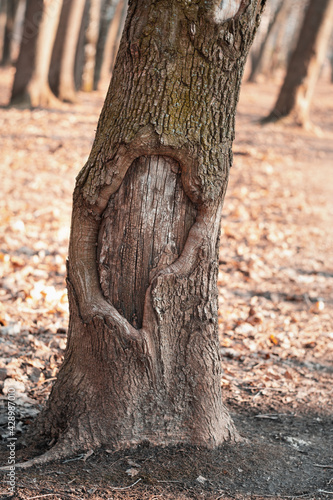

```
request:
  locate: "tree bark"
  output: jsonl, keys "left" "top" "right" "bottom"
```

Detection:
{"left": 11, "top": 0, "right": 63, "bottom": 107}
{"left": 50, "top": 0, "right": 86, "bottom": 102}
{"left": 264, "top": 0, "right": 333, "bottom": 127}
{"left": 31, "top": 0, "right": 265, "bottom": 463}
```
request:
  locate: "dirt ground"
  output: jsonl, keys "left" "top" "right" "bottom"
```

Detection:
{"left": 0, "top": 67, "right": 332, "bottom": 499}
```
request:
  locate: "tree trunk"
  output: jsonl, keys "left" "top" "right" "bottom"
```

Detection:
{"left": 265, "top": 1, "right": 293, "bottom": 78}
{"left": 248, "top": 0, "right": 287, "bottom": 82}
{"left": 0, "top": 0, "right": 6, "bottom": 61}
{"left": 74, "top": 0, "right": 89, "bottom": 91}
{"left": 81, "top": 0, "right": 101, "bottom": 92}
{"left": 50, "top": 0, "right": 86, "bottom": 102}
{"left": 11, "top": 0, "right": 63, "bottom": 107}
{"left": 30, "top": 0, "right": 265, "bottom": 463}
{"left": 264, "top": 0, "right": 333, "bottom": 127}
{"left": 1, "top": 0, "right": 19, "bottom": 66}
{"left": 99, "top": 0, "right": 125, "bottom": 83}
{"left": 49, "top": 0, "right": 72, "bottom": 96}
{"left": 93, "top": 0, "right": 119, "bottom": 90}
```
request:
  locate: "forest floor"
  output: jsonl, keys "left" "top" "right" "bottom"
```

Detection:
{"left": 0, "top": 67, "right": 332, "bottom": 499}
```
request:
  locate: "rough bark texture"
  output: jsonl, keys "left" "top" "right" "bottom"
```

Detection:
{"left": 264, "top": 0, "right": 333, "bottom": 126}
{"left": 11, "top": 0, "right": 63, "bottom": 107}
{"left": 32, "top": 0, "right": 265, "bottom": 461}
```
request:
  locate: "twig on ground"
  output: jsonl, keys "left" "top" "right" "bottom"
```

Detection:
{"left": 62, "top": 454, "right": 85, "bottom": 463}
{"left": 313, "top": 464, "right": 333, "bottom": 469}
{"left": 27, "top": 494, "right": 81, "bottom": 500}
{"left": 156, "top": 480, "right": 182, "bottom": 483}
{"left": 27, "top": 496, "right": 60, "bottom": 500}
{"left": 251, "top": 493, "right": 310, "bottom": 498}
{"left": 108, "top": 477, "right": 142, "bottom": 491}
{"left": 253, "top": 413, "right": 295, "bottom": 419}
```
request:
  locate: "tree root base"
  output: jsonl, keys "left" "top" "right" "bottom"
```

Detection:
{"left": 0, "top": 429, "right": 244, "bottom": 470}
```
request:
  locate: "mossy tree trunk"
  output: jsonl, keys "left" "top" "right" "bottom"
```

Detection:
{"left": 32, "top": 0, "right": 265, "bottom": 462}
{"left": 264, "top": 0, "right": 333, "bottom": 127}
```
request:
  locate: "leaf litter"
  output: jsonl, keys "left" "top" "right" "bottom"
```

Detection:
{"left": 0, "top": 68, "right": 332, "bottom": 498}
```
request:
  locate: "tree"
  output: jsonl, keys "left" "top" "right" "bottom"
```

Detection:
{"left": 22, "top": 0, "right": 265, "bottom": 465}
{"left": 10, "top": 0, "right": 63, "bottom": 107}
{"left": 99, "top": 0, "right": 127, "bottom": 83}
{"left": 264, "top": 0, "right": 333, "bottom": 127}
{"left": 81, "top": 0, "right": 102, "bottom": 92}
{"left": 93, "top": 0, "right": 120, "bottom": 90}
{"left": 248, "top": 0, "right": 288, "bottom": 82}
{"left": 49, "top": 0, "right": 86, "bottom": 102}
{"left": 1, "top": 0, "right": 20, "bottom": 66}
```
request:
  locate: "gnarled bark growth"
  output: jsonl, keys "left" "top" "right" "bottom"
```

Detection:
{"left": 31, "top": 0, "right": 265, "bottom": 461}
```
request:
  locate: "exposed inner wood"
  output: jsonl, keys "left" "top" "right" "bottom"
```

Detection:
{"left": 98, "top": 155, "right": 197, "bottom": 329}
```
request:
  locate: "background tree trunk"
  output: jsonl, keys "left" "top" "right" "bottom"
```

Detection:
{"left": 74, "top": 0, "right": 89, "bottom": 91}
{"left": 31, "top": 0, "right": 265, "bottom": 463}
{"left": 0, "top": 0, "right": 6, "bottom": 61}
{"left": 264, "top": 0, "right": 333, "bottom": 127}
{"left": 11, "top": 0, "right": 63, "bottom": 107}
{"left": 93, "top": 0, "right": 119, "bottom": 90}
{"left": 99, "top": 0, "right": 125, "bottom": 83}
{"left": 49, "top": 0, "right": 72, "bottom": 96}
{"left": 81, "top": 0, "right": 101, "bottom": 92}
{"left": 50, "top": 0, "right": 86, "bottom": 102}
{"left": 248, "top": 0, "right": 287, "bottom": 82}
{"left": 266, "top": 0, "right": 293, "bottom": 77}
{"left": 1, "top": 0, "right": 19, "bottom": 66}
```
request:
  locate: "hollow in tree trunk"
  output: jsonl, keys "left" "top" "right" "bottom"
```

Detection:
{"left": 27, "top": 0, "right": 265, "bottom": 464}
{"left": 263, "top": 0, "right": 333, "bottom": 127}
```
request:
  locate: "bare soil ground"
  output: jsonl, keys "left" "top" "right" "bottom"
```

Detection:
{"left": 0, "top": 68, "right": 332, "bottom": 499}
